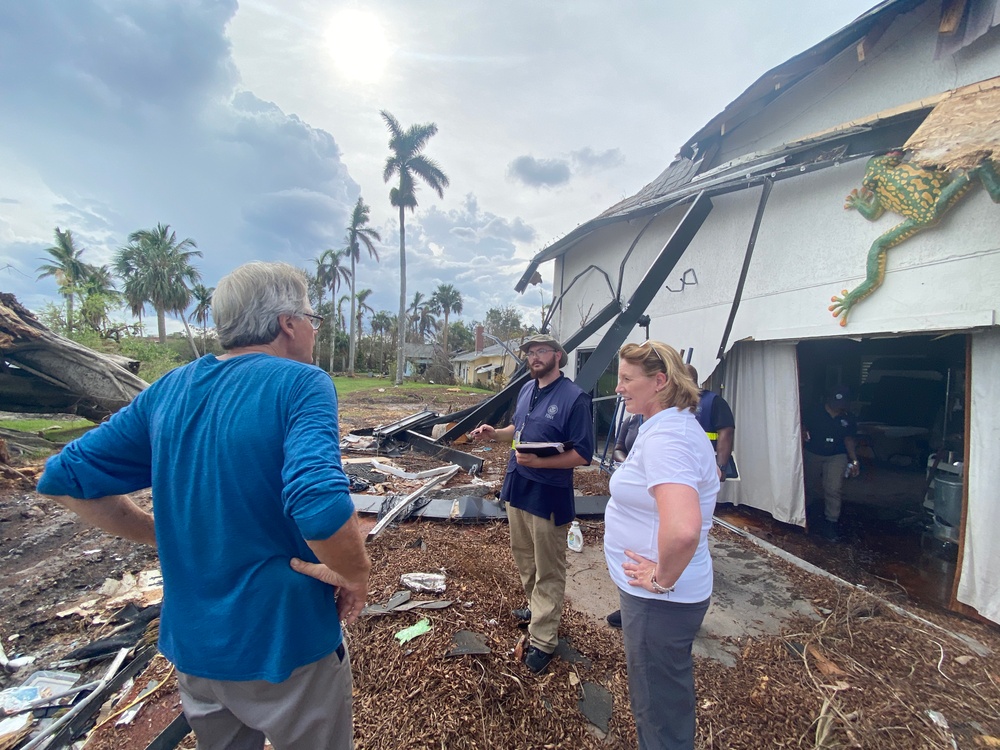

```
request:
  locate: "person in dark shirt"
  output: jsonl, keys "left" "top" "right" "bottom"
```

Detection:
{"left": 613, "top": 413, "right": 642, "bottom": 464}
{"left": 688, "top": 365, "right": 736, "bottom": 482}
{"left": 803, "top": 386, "right": 859, "bottom": 540}
{"left": 470, "top": 334, "right": 594, "bottom": 673}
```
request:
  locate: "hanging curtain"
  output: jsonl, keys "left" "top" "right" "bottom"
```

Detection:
{"left": 957, "top": 327, "right": 1000, "bottom": 624}
{"left": 718, "top": 341, "right": 806, "bottom": 526}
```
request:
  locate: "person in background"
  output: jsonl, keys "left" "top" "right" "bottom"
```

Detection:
{"left": 613, "top": 412, "right": 641, "bottom": 465}
{"left": 37, "top": 261, "right": 370, "bottom": 749}
{"left": 803, "top": 385, "right": 859, "bottom": 541}
{"left": 687, "top": 364, "right": 736, "bottom": 482}
{"left": 470, "top": 333, "right": 594, "bottom": 674}
{"left": 605, "top": 341, "right": 719, "bottom": 750}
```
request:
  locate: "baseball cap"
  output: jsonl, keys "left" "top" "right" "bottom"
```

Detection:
{"left": 519, "top": 334, "right": 568, "bottom": 368}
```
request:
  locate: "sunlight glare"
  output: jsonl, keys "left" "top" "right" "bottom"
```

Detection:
{"left": 325, "top": 9, "right": 392, "bottom": 83}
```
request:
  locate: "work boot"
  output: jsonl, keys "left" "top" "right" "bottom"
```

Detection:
{"left": 606, "top": 610, "right": 622, "bottom": 629}
{"left": 523, "top": 646, "right": 554, "bottom": 674}
{"left": 819, "top": 519, "right": 841, "bottom": 542}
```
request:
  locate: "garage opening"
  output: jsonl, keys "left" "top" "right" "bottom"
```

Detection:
{"left": 717, "top": 332, "right": 967, "bottom": 610}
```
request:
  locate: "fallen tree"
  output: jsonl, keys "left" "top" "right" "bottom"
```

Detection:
{"left": 0, "top": 292, "right": 147, "bottom": 422}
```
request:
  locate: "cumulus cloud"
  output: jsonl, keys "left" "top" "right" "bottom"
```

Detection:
{"left": 0, "top": 0, "right": 358, "bottom": 309}
{"left": 506, "top": 155, "right": 572, "bottom": 187}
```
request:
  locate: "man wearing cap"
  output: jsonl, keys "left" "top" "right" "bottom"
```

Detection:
{"left": 803, "top": 386, "right": 860, "bottom": 541}
{"left": 470, "top": 334, "right": 594, "bottom": 673}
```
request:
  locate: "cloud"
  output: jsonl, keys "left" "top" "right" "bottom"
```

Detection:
{"left": 506, "top": 155, "right": 572, "bottom": 188}
{"left": 0, "top": 0, "right": 359, "bottom": 309}
{"left": 571, "top": 147, "right": 625, "bottom": 172}
{"left": 506, "top": 148, "right": 622, "bottom": 189}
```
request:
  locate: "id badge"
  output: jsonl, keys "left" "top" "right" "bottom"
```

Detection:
{"left": 512, "top": 429, "right": 521, "bottom": 448}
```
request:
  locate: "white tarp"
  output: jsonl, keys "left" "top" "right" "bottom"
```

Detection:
{"left": 957, "top": 328, "right": 1000, "bottom": 624}
{"left": 719, "top": 341, "right": 807, "bottom": 526}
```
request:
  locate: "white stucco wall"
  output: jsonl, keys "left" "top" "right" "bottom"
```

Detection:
{"left": 717, "top": 1, "right": 1000, "bottom": 164}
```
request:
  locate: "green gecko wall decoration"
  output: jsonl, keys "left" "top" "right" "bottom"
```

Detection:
{"left": 831, "top": 151, "right": 1000, "bottom": 326}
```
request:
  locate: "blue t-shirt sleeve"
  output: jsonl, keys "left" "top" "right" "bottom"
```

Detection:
{"left": 281, "top": 370, "right": 354, "bottom": 541}
{"left": 37, "top": 392, "right": 154, "bottom": 498}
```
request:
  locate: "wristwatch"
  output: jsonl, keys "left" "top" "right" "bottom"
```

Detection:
{"left": 650, "top": 573, "right": 675, "bottom": 595}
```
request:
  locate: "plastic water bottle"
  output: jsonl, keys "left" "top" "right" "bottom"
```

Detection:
{"left": 567, "top": 520, "right": 584, "bottom": 552}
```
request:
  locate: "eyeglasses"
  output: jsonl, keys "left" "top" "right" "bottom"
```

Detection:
{"left": 525, "top": 347, "right": 555, "bottom": 359}
{"left": 301, "top": 313, "right": 324, "bottom": 330}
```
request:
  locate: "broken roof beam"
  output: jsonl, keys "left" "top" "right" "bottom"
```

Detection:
{"left": 573, "top": 192, "right": 714, "bottom": 393}
{"left": 401, "top": 430, "right": 485, "bottom": 475}
{"left": 437, "top": 299, "right": 622, "bottom": 443}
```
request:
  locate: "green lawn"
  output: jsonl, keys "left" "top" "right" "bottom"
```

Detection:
{"left": 0, "top": 417, "right": 97, "bottom": 442}
{"left": 330, "top": 377, "right": 492, "bottom": 397}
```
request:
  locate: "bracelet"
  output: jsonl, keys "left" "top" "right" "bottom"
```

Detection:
{"left": 650, "top": 573, "right": 675, "bottom": 595}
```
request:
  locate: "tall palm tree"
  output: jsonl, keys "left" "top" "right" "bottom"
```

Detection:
{"left": 371, "top": 310, "right": 393, "bottom": 373}
{"left": 381, "top": 110, "right": 449, "bottom": 384}
{"left": 114, "top": 223, "right": 201, "bottom": 346}
{"left": 430, "top": 283, "right": 463, "bottom": 355}
{"left": 191, "top": 284, "right": 214, "bottom": 355}
{"left": 36, "top": 227, "right": 90, "bottom": 332}
{"left": 344, "top": 197, "right": 381, "bottom": 377}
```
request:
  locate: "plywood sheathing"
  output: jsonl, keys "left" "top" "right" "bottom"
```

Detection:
{"left": 905, "top": 76, "right": 1000, "bottom": 170}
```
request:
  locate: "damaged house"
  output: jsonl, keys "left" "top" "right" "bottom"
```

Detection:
{"left": 513, "top": 0, "right": 1000, "bottom": 624}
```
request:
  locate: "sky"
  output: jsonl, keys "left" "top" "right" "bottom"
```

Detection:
{"left": 0, "top": 0, "right": 879, "bottom": 334}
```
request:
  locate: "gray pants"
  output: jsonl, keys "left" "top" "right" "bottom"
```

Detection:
{"left": 177, "top": 643, "right": 353, "bottom": 750}
{"left": 804, "top": 451, "right": 848, "bottom": 523}
{"left": 620, "top": 590, "right": 710, "bottom": 750}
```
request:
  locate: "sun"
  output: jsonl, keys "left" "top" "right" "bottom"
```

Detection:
{"left": 325, "top": 9, "right": 392, "bottom": 84}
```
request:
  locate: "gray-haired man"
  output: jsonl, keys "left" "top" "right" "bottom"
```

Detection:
{"left": 39, "top": 261, "right": 369, "bottom": 748}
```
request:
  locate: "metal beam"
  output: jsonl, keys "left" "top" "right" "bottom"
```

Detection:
{"left": 402, "top": 430, "right": 485, "bottom": 474}
{"left": 437, "top": 299, "right": 621, "bottom": 442}
{"left": 717, "top": 177, "right": 773, "bottom": 360}
{"left": 573, "top": 192, "right": 714, "bottom": 393}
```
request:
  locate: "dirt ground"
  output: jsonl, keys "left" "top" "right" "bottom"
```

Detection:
{"left": 2, "top": 387, "right": 1000, "bottom": 748}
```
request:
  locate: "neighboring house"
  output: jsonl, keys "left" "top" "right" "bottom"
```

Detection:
{"left": 516, "top": 0, "right": 1000, "bottom": 624}
{"left": 452, "top": 336, "right": 523, "bottom": 388}
{"left": 403, "top": 343, "right": 436, "bottom": 378}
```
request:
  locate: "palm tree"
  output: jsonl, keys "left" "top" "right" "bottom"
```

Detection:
{"left": 191, "top": 284, "right": 214, "bottom": 355}
{"left": 415, "top": 304, "right": 439, "bottom": 343}
{"left": 336, "top": 294, "right": 351, "bottom": 371}
{"left": 430, "top": 283, "right": 463, "bottom": 355}
{"left": 114, "top": 223, "right": 202, "bottom": 346}
{"left": 36, "top": 227, "right": 90, "bottom": 332}
{"left": 381, "top": 110, "right": 449, "bottom": 384}
{"left": 324, "top": 249, "right": 351, "bottom": 372}
{"left": 78, "top": 264, "right": 121, "bottom": 334}
{"left": 371, "top": 310, "right": 393, "bottom": 373}
{"left": 407, "top": 291, "right": 426, "bottom": 341}
{"left": 354, "top": 288, "right": 374, "bottom": 371}
{"left": 344, "top": 197, "right": 381, "bottom": 377}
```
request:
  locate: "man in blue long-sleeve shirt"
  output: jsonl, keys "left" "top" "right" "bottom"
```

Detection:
{"left": 38, "top": 261, "right": 370, "bottom": 749}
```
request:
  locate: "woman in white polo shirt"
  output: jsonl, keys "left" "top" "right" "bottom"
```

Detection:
{"left": 605, "top": 341, "right": 720, "bottom": 750}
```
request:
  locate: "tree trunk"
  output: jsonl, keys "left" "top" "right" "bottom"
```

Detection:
{"left": 349, "top": 256, "right": 357, "bottom": 377}
{"left": 180, "top": 313, "right": 200, "bottom": 359}
{"left": 156, "top": 307, "right": 167, "bottom": 344}
{"left": 395, "top": 204, "right": 406, "bottom": 385}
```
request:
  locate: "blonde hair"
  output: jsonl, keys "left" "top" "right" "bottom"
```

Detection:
{"left": 618, "top": 341, "right": 700, "bottom": 412}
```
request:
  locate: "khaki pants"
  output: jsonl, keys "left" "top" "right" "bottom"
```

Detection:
{"left": 804, "top": 451, "right": 848, "bottom": 523}
{"left": 508, "top": 505, "right": 568, "bottom": 653}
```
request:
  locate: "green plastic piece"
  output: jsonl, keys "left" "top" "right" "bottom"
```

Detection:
{"left": 394, "top": 618, "right": 432, "bottom": 644}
